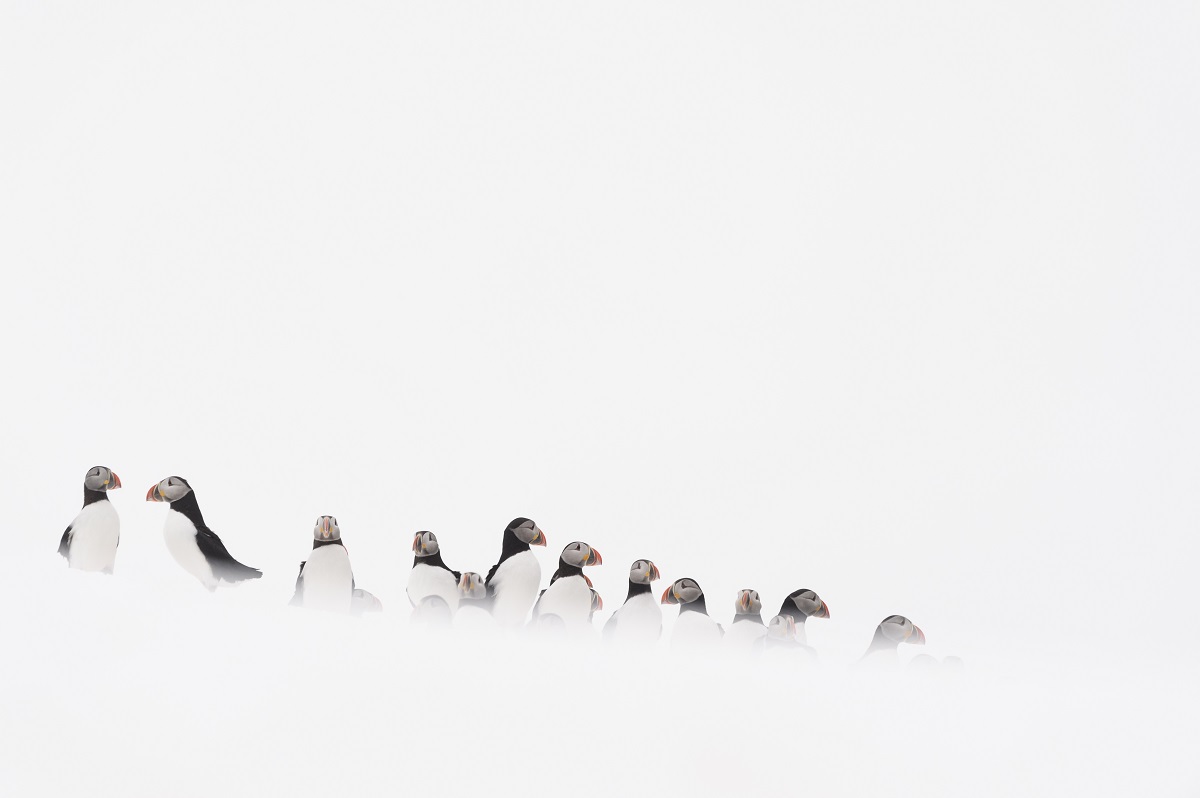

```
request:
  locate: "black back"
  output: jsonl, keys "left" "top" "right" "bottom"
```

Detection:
{"left": 484, "top": 518, "right": 535, "bottom": 588}
{"left": 170, "top": 490, "right": 262, "bottom": 582}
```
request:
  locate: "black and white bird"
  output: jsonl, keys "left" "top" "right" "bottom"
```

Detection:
{"left": 531, "top": 541, "right": 602, "bottom": 628}
{"left": 861, "top": 615, "right": 926, "bottom": 664}
{"left": 146, "top": 476, "right": 262, "bottom": 591}
{"left": 57, "top": 466, "right": 122, "bottom": 574}
{"left": 724, "top": 589, "right": 768, "bottom": 650}
{"left": 602, "top": 559, "right": 663, "bottom": 646}
{"left": 408, "top": 531, "right": 462, "bottom": 619}
{"left": 484, "top": 517, "right": 547, "bottom": 627}
{"left": 454, "top": 572, "right": 494, "bottom": 631}
{"left": 661, "top": 577, "right": 723, "bottom": 649}
{"left": 290, "top": 516, "right": 354, "bottom": 614}
{"left": 777, "top": 588, "right": 830, "bottom": 645}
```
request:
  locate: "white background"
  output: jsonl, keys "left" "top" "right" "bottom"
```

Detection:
{"left": 1, "top": 2, "right": 1197, "bottom": 795}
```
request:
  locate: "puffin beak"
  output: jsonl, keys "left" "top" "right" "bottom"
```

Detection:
{"left": 322, "top": 518, "right": 333, "bottom": 537}
{"left": 661, "top": 586, "right": 678, "bottom": 605}
{"left": 146, "top": 484, "right": 162, "bottom": 502}
{"left": 412, "top": 535, "right": 420, "bottom": 552}
{"left": 587, "top": 548, "right": 602, "bottom": 566}
{"left": 819, "top": 601, "right": 831, "bottom": 619}
{"left": 649, "top": 563, "right": 662, "bottom": 581}
{"left": 458, "top": 573, "right": 471, "bottom": 591}
{"left": 109, "top": 472, "right": 122, "bottom": 490}
{"left": 911, "top": 626, "right": 926, "bottom": 645}
{"left": 593, "top": 594, "right": 604, "bottom": 611}
{"left": 531, "top": 528, "right": 547, "bottom": 547}
{"left": 738, "top": 592, "right": 752, "bottom": 612}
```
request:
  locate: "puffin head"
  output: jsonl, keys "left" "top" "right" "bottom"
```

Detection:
{"left": 313, "top": 516, "right": 341, "bottom": 542}
{"left": 413, "top": 530, "right": 440, "bottom": 557}
{"left": 661, "top": 577, "right": 704, "bottom": 606}
{"left": 560, "top": 541, "right": 602, "bottom": 568}
{"left": 735, "top": 589, "right": 763, "bottom": 616}
{"left": 507, "top": 517, "right": 546, "bottom": 547}
{"left": 458, "top": 572, "right": 486, "bottom": 600}
{"left": 766, "top": 614, "right": 798, "bottom": 642}
{"left": 146, "top": 476, "right": 192, "bottom": 503}
{"left": 84, "top": 466, "right": 121, "bottom": 492}
{"left": 783, "top": 588, "right": 830, "bottom": 620}
{"left": 877, "top": 615, "right": 926, "bottom": 646}
{"left": 628, "top": 559, "right": 661, "bottom": 585}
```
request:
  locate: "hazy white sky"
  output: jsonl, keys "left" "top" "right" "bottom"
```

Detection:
{"left": 2, "top": 0, "right": 1197, "bottom": 674}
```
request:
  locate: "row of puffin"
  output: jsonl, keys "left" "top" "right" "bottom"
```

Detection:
{"left": 57, "top": 468, "right": 930, "bottom": 660}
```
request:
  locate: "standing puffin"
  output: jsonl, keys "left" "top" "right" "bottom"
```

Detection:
{"left": 861, "top": 615, "right": 926, "bottom": 664}
{"left": 724, "top": 589, "right": 768, "bottom": 651}
{"left": 57, "top": 466, "right": 122, "bottom": 573}
{"left": 777, "top": 588, "right": 830, "bottom": 645}
{"left": 531, "top": 541, "right": 602, "bottom": 628}
{"left": 408, "top": 531, "right": 462, "bottom": 617}
{"left": 146, "top": 476, "right": 262, "bottom": 591}
{"left": 484, "top": 517, "right": 547, "bottom": 627}
{"left": 602, "top": 559, "right": 663, "bottom": 646}
{"left": 290, "top": 516, "right": 354, "bottom": 614}
{"left": 661, "top": 577, "right": 723, "bottom": 649}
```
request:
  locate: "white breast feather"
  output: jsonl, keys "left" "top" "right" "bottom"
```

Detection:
{"left": 162, "top": 511, "right": 216, "bottom": 590}
{"left": 536, "top": 575, "right": 593, "bottom": 626}
{"left": 407, "top": 563, "right": 460, "bottom": 612}
{"left": 301, "top": 545, "right": 354, "bottom": 614}
{"left": 608, "top": 592, "right": 663, "bottom": 644}
{"left": 66, "top": 501, "right": 120, "bottom": 573}
{"left": 489, "top": 551, "right": 541, "bottom": 626}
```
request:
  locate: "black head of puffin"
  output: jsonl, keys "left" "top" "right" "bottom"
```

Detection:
{"left": 785, "top": 588, "right": 831, "bottom": 620}
{"left": 628, "top": 559, "right": 661, "bottom": 584}
{"left": 146, "top": 476, "right": 192, "bottom": 503}
{"left": 735, "top": 589, "right": 762, "bottom": 615}
{"left": 560, "top": 541, "right": 602, "bottom": 568}
{"left": 413, "top": 530, "right": 440, "bottom": 557}
{"left": 458, "top": 572, "right": 486, "bottom": 599}
{"left": 84, "top": 466, "right": 122, "bottom": 492}
{"left": 878, "top": 615, "right": 925, "bottom": 645}
{"left": 314, "top": 516, "right": 341, "bottom": 542}
{"left": 661, "top": 577, "right": 703, "bottom": 606}
{"left": 508, "top": 518, "right": 547, "bottom": 547}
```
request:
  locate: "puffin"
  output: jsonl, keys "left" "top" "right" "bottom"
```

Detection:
{"left": 408, "top": 531, "right": 462, "bottom": 618}
{"left": 531, "top": 541, "right": 603, "bottom": 628}
{"left": 661, "top": 577, "right": 723, "bottom": 649}
{"left": 861, "top": 615, "right": 926, "bottom": 664}
{"left": 723, "top": 589, "right": 768, "bottom": 650}
{"left": 57, "top": 466, "right": 122, "bottom": 573}
{"left": 146, "top": 476, "right": 262, "bottom": 591}
{"left": 483, "top": 517, "right": 547, "bottom": 627}
{"left": 755, "top": 614, "right": 814, "bottom": 665}
{"left": 777, "top": 588, "right": 831, "bottom": 645}
{"left": 602, "top": 559, "right": 663, "bottom": 646}
{"left": 454, "top": 572, "right": 494, "bottom": 631}
{"left": 289, "top": 516, "right": 354, "bottom": 614}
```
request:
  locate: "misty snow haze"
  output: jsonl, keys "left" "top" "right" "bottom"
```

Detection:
{"left": 2, "top": 1, "right": 1198, "bottom": 795}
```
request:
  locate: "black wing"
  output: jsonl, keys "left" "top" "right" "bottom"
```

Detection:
{"left": 57, "top": 525, "right": 72, "bottom": 560}
{"left": 289, "top": 561, "right": 306, "bottom": 606}
{"left": 194, "top": 525, "right": 263, "bottom": 583}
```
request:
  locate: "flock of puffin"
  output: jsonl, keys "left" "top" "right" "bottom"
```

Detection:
{"left": 57, "top": 466, "right": 939, "bottom": 664}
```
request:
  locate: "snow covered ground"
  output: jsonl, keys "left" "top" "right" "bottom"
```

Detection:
{"left": 3, "top": 1, "right": 1198, "bottom": 795}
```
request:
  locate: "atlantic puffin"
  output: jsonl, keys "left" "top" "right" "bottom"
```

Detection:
{"left": 290, "top": 516, "right": 354, "bottom": 614}
{"left": 57, "top": 466, "right": 122, "bottom": 573}
{"left": 723, "top": 589, "right": 768, "bottom": 650}
{"left": 861, "top": 615, "right": 926, "bottom": 663}
{"left": 661, "top": 577, "right": 723, "bottom": 649}
{"left": 777, "top": 588, "right": 830, "bottom": 645}
{"left": 483, "top": 517, "right": 546, "bottom": 627}
{"left": 409, "top": 530, "right": 462, "bottom": 617}
{"left": 146, "top": 476, "right": 262, "bottom": 591}
{"left": 531, "top": 541, "right": 603, "bottom": 628}
{"left": 454, "top": 572, "right": 494, "bottom": 631}
{"left": 602, "top": 559, "right": 663, "bottom": 646}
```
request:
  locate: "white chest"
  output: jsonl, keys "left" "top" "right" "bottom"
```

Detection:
{"left": 489, "top": 551, "right": 541, "bottom": 626}
{"left": 163, "top": 511, "right": 215, "bottom": 589}
{"left": 672, "top": 611, "right": 723, "bottom": 648}
{"left": 67, "top": 501, "right": 120, "bottom": 573}
{"left": 301, "top": 545, "right": 354, "bottom": 613}
{"left": 608, "top": 591, "right": 663, "bottom": 644}
{"left": 407, "top": 563, "right": 459, "bottom": 612}
{"left": 724, "top": 619, "right": 768, "bottom": 649}
{"left": 537, "top": 575, "right": 593, "bottom": 626}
